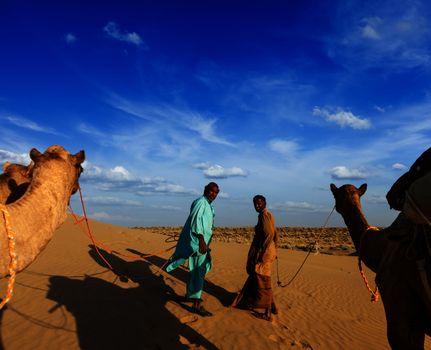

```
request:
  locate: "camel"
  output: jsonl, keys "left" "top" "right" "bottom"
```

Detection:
{"left": 0, "top": 161, "right": 33, "bottom": 204}
{"left": 330, "top": 183, "right": 431, "bottom": 350}
{"left": 0, "top": 145, "right": 85, "bottom": 278}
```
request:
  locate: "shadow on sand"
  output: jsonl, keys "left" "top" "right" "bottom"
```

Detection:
{"left": 46, "top": 245, "right": 219, "bottom": 349}
{"left": 0, "top": 306, "right": 5, "bottom": 350}
{"left": 126, "top": 247, "right": 237, "bottom": 308}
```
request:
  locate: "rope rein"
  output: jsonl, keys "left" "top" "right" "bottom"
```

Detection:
{"left": 70, "top": 187, "right": 177, "bottom": 274}
{"left": 0, "top": 205, "right": 18, "bottom": 309}
{"left": 276, "top": 205, "right": 336, "bottom": 288}
{"left": 358, "top": 225, "right": 380, "bottom": 303}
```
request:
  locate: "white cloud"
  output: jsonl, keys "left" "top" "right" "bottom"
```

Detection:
{"left": 193, "top": 162, "right": 248, "bottom": 179}
{"left": 103, "top": 22, "right": 145, "bottom": 47}
{"left": 313, "top": 107, "right": 371, "bottom": 129}
{"left": 83, "top": 162, "right": 138, "bottom": 182}
{"left": 330, "top": 166, "right": 369, "bottom": 180}
{"left": 392, "top": 163, "right": 407, "bottom": 170}
{"left": 65, "top": 33, "right": 77, "bottom": 44}
{"left": 268, "top": 139, "right": 299, "bottom": 157}
{"left": 0, "top": 149, "right": 30, "bottom": 165}
{"left": 82, "top": 162, "right": 199, "bottom": 195}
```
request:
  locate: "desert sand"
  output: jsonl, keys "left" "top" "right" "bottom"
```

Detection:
{"left": 0, "top": 216, "right": 430, "bottom": 349}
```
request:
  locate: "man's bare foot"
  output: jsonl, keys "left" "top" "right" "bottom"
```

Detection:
{"left": 191, "top": 305, "right": 213, "bottom": 317}
{"left": 191, "top": 300, "right": 213, "bottom": 317}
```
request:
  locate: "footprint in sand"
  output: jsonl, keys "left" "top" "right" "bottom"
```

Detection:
{"left": 180, "top": 315, "right": 199, "bottom": 324}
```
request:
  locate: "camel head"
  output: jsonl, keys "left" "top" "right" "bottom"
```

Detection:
{"left": 0, "top": 161, "right": 34, "bottom": 204}
{"left": 2, "top": 162, "right": 33, "bottom": 186}
{"left": 29, "top": 145, "right": 85, "bottom": 195}
{"left": 330, "top": 183, "right": 367, "bottom": 214}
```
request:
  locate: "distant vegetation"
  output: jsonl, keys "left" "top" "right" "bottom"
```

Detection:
{"left": 131, "top": 226, "right": 358, "bottom": 256}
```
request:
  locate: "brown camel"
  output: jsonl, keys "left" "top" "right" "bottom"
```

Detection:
{"left": 330, "top": 183, "right": 431, "bottom": 350}
{"left": 0, "top": 145, "right": 85, "bottom": 278}
{"left": 0, "top": 161, "right": 33, "bottom": 204}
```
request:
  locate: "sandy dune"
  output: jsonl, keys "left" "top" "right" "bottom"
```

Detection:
{"left": 0, "top": 216, "right": 430, "bottom": 349}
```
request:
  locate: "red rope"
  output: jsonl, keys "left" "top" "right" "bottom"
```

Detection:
{"left": 76, "top": 186, "right": 114, "bottom": 271}
{"left": 358, "top": 226, "right": 380, "bottom": 303}
{"left": 70, "top": 186, "right": 177, "bottom": 270}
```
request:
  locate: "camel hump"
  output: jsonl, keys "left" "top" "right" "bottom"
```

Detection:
{"left": 403, "top": 173, "right": 431, "bottom": 224}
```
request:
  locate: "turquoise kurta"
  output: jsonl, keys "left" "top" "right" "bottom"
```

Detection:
{"left": 166, "top": 195, "right": 215, "bottom": 299}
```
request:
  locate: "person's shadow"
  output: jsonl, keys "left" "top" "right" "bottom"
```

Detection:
{"left": 126, "top": 247, "right": 237, "bottom": 307}
{"left": 46, "top": 245, "right": 219, "bottom": 349}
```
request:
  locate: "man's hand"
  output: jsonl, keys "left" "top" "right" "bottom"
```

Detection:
{"left": 197, "top": 234, "right": 207, "bottom": 254}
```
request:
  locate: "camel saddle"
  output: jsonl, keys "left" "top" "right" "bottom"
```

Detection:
{"left": 387, "top": 147, "right": 431, "bottom": 224}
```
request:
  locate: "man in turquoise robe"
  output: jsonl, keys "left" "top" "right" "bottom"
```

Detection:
{"left": 166, "top": 182, "right": 220, "bottom": 316}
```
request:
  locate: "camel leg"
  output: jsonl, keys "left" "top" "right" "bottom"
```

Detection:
{"left": 378, "top": 268, "right": 426, "bottom": 350}
{"left": 386, "top": 318, "right": 424, "bottom": 350}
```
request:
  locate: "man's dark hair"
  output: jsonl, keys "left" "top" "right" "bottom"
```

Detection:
{"left": 253, "top": 194, "right": 266, "bottom": 203}
{"left": 204, "top": 182, "right": 219, "bottom": 192}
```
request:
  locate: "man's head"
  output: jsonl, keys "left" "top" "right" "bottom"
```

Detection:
{"left": 204, "top": 182, "right": 220, "bottom": 203}
{"left": 253, "top": 194, "right": 266, "bottom": 213}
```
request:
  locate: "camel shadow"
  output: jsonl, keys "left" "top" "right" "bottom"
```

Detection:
{"left": 46, "top": 246, "right": 218, "bottom": 350}
{"left": 126, "top": 247, "right": 237, "bottom": 307}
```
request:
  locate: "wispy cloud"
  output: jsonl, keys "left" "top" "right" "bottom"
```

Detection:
{"left": 332, "top": 4, "right": 431, "bottom": 69}
{"left": 84, "top": 196, "right": 143, "bottom": 206}
{"left": 268, "top": 139, "right": 300, "bottom": 158}
{"left": 365, "top": 194, "right": 388, "bottom": 204}
{"left": 103, "top": 22, "right": 145, "bottom": 47}
{"left": 64, "top": 33, "right": 77, "bottom": 44}
{"left": 2, "top": 115, "right": 62, "bottom": 135}
{"left": 361, "top": 17, "right": 382, "bottom": 40}
{"left": 150, "top": 204, "right": 183, "bottom": 211}
{"left": 271, "top": 201, "right": 326, "bottom": 212}
{"left": 193, "top": 162, "right": 248, "bottom": 179}
{"left": 106, "top": 94, "right": 235, "bottom": 146}
{"left": 313, "top": 107, "right": 371, "bottom": 129}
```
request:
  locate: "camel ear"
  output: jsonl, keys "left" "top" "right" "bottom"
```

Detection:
{"left": 358, "top": 183, "right": 367, "bottom": 196}
{"left": 3, "top": 161, "right": 11, "bottom": 172}
{"left": 330, "top": 183, "right": 338, "bottom": 195}
{"left": 30, "top": 148, "right": 43, "bottom": 162}
{"left": 73, "top": 150, "right": 85, "bottom": 165}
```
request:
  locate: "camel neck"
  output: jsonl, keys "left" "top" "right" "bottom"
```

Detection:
{"left": 0, "top": 161, "right": 76, "bottom": 277}
{"left": 342, "top": 204, "right": 370, "bottom": 251}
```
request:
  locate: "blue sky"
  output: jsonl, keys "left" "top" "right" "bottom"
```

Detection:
{"left": 1, "top": 0, "right": 431, "bottom": 227}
